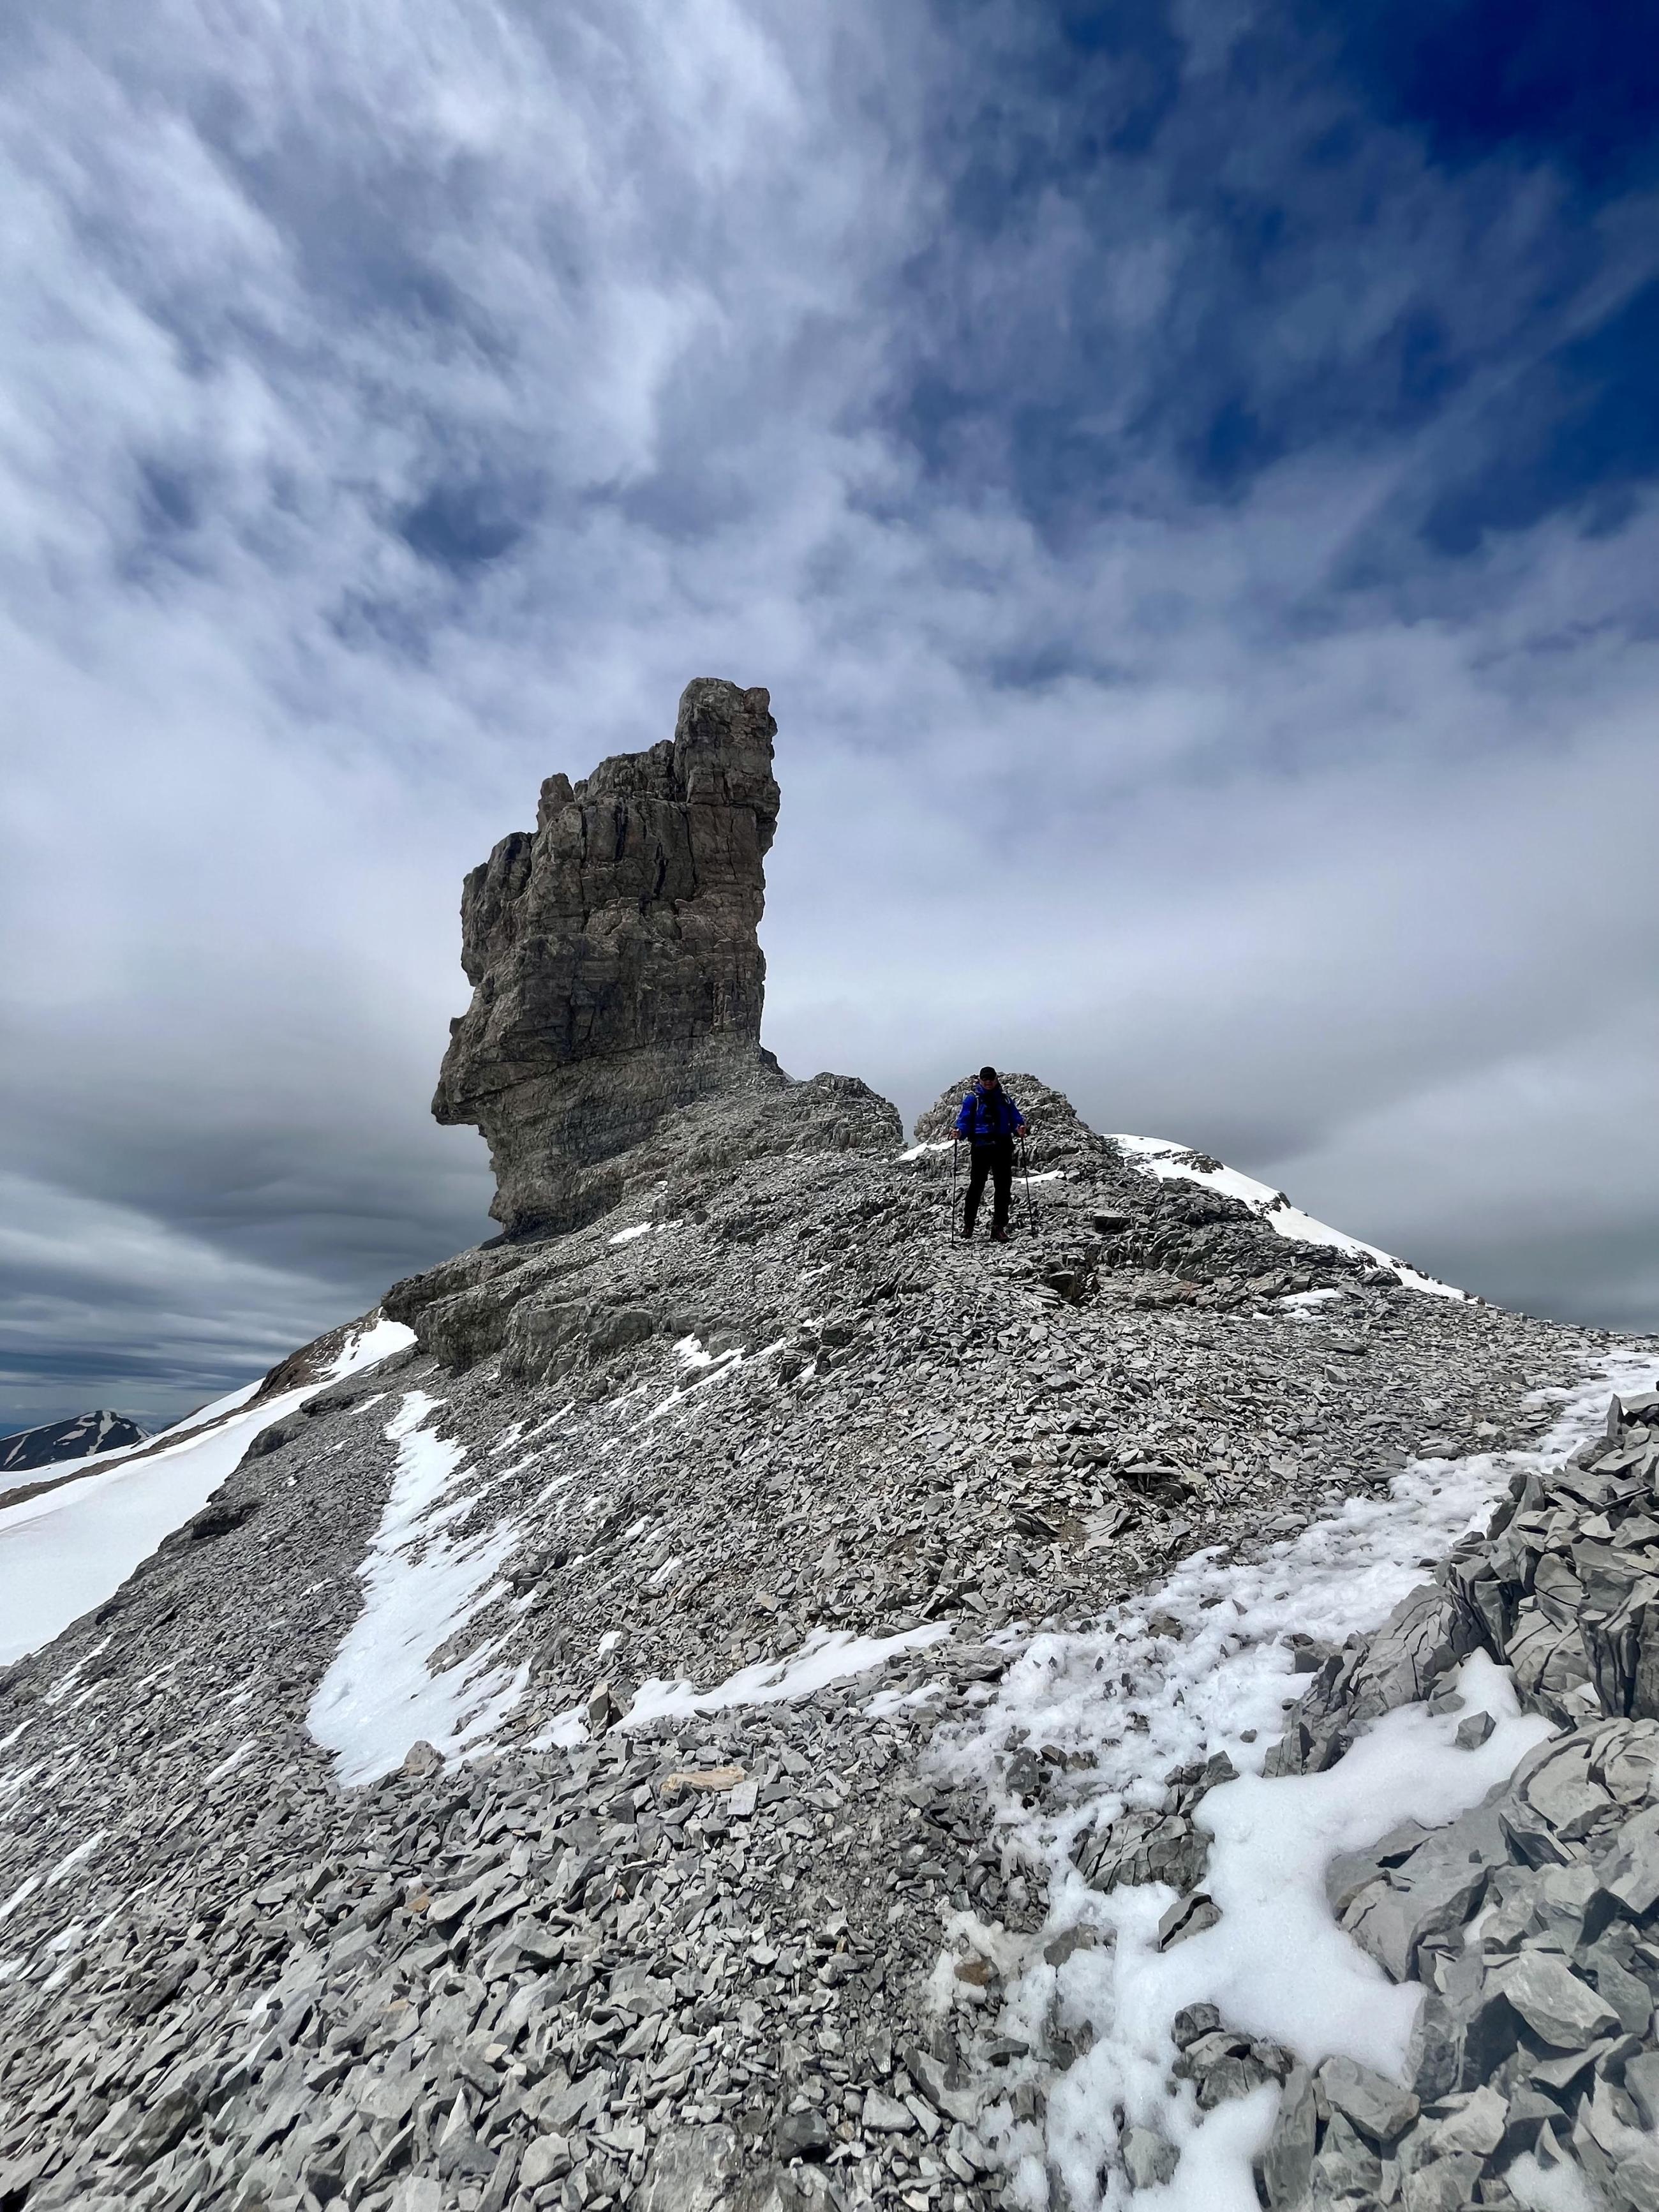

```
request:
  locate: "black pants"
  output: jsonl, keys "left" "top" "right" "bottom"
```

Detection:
{"left": 963, "top": 1139, "right": 1014, "bottom": 1234}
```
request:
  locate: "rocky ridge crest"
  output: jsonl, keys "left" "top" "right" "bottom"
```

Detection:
{"left": 3, "top": 695, "right": 1655, "bottom": 2212}
{"left": 0, "top": 1059, "right": 1630, "bottom": 2212}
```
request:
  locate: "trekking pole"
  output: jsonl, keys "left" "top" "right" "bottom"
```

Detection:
{"left": 949, "top": 1135, "right": 960, "bottom": 1242}
{"left": 1020, "top": 1133, "right": 1036, "bottom": 1234}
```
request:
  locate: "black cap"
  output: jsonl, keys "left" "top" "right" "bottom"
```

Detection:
{"left": 979, "top": 1065, "right": 998, "bottom": 1082}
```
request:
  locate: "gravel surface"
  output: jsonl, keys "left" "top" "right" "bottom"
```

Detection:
{"left": 0, "top": 1076, "right": 1641, "bottom": 2212}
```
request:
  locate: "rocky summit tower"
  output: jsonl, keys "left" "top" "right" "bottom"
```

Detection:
{"left": 433, "top": 678, "right": 785, "bottom": 1237}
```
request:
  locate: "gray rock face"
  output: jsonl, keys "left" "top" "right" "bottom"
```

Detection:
{"left": 385, "top": 1070, "right": 904, "bottom": 1375}
{"left": 433, "top": 678, "right": 785, "bottom": 1237}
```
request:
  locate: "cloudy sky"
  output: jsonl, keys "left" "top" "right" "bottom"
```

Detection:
{"left": 3, "top": 0, "right": 1657, "bottom": 1433}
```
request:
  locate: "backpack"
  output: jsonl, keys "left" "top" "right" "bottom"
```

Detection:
{"left": 970, "top": 1084, "right": 1011, "bottom": 1141}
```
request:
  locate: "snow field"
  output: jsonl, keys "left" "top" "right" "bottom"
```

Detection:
{"left": 0, "top": 1316, "right": 414, "bottom": 1670}
{"left": 934, "top": 1350, "right": 1659, "bottom": 2209}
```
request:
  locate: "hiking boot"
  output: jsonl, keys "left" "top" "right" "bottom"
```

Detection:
{"left": 958, "top": 1226, "right": 976, "bottom": 1241}
{"left": 990, "top": 1227, "right": 1008, "bottom": 1242}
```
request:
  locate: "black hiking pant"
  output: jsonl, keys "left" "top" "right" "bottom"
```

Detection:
{"left": 963, "top": 1139, "right": 1014, "bottom": 1235}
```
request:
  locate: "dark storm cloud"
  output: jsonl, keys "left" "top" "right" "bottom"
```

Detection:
{"left": 1, "top": 0, "right": 1656, "bottom": 1433}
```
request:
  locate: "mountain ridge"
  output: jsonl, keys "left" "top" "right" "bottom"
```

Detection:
{"left": 2, "top": 685, "right": 1654, "bottom": 2212}
{"left": 2, "top": 1066, "right": 1640, "bottom": 2212}
{"left": 0, "top": 1410, "right": 147, "bottom": 1486}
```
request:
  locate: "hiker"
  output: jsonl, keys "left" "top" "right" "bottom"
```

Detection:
{"left": 955, "top": 1066, "right": 1027, "bottom": 1241}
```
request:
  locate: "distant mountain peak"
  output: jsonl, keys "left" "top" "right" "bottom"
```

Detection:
{"left": 0, "top": 1409, "right": 147, "bottom": 1478}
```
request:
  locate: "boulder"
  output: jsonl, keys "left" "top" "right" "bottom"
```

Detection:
{"left": 1265, "top": 1586, "right": 1480, "bottom": 1777}
{"left": 1339, "top": 1805, "right": 1508, "bottom": 1983}
{"left": 1073, "top": 1804, "right": 1209, "bottom": 1897}
{"left": 1426, "top": 2082, "right": 1507, "bottom": 2158}
{"left": 1315, "top": 2055, "right": 1419, "bottom": 2145}
{"left": 1498, "top": 1951, "right": 1619, "bottom": 2049}
{"left": 1598, "top": 1803, "right": 1659, "bottom": 1915}
{"left": 637, "top": 2125, "right": 739, "bottom": 2210}
{"left": 1120, "top": 2126, "right": 1179, "bottom": 2189}
{"left": 1258, "top": 2065, "right": 1318, "bottom": 2207}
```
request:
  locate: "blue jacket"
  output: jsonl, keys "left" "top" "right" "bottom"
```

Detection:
{"left": 956, "top": 1085, "right": 1026, "bottom": 1142}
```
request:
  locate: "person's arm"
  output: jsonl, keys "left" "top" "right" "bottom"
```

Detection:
{"left": 955, "top": 1097, "right": 972, "bottom": 1136}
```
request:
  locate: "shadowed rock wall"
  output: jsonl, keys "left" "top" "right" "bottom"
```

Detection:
{"left": 433, "top": 678, "right": 784, "bottom": 1236}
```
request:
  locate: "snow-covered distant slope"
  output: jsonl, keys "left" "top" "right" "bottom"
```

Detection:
{"left": 1112, "top": 1133, "right": 1463, "bottom": 1299}
{"left": 0, "top": 1315, "right": 413, "bottom": 1667}
{"left": 0, "top": 1411, "right": 147, "bottom": 1480}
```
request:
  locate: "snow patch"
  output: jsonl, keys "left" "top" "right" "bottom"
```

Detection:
{"left": 322, "top": 1316, "right": 415, "bottom": 1379}
{"left": 538, "top": 1709, "right": 590, "bottom": 1751}
{"left": 644, "top": 1338, "right": 747, "bottom": 1421}
{"left": 623, "top": 1622, "right": 955, "bottom": 1731}
{"left": 1171, "top": 1654, "right": 1545, "bottom": 2068}
{"left": 43, "top": 1638, "right": 110, "bottom": 1705}
{"left": 205, "top": 1739, "right": 258, "bottom": 1786}
{"left": 1506, "top": 2154, "right": 1599, "bottom": 2211}
{"left": 43, "top": 1832, "right": 103, "bottom": 1888}
{"left": 867, "top": 1680, "right": 947, "bottom": 1718}
{"left": 0, "top": 1876, "right": 40, "bottom": 1924}
{"left": 307, "top": 1391, "right": 526, "bottom": 1784}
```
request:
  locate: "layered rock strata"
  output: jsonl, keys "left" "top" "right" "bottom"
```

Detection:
{"left": 433, "top": 678, "right": 784, "bottom": 1238}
